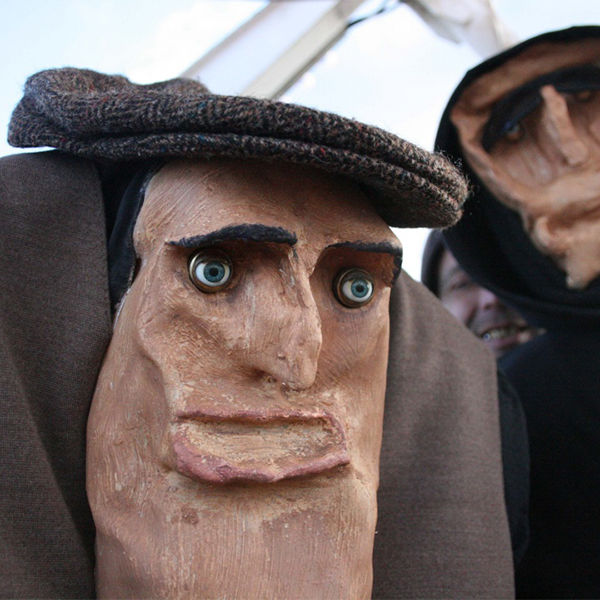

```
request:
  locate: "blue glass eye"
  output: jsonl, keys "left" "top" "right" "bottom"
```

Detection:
{"left": 188, "top": 250, "right": 232, "bottom": 292}
{"left": 334, "top": 268, "right": 374, "bottom": 307}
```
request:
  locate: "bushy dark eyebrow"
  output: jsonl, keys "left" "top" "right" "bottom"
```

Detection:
{"left": 169, "top": 224, "right": 298, "bottom": 248}
{"left": 327, "top": 240, "right": 403, "bottom": 284}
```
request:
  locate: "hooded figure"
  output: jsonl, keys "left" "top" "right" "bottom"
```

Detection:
{"left": 436, "top": 25, "right": 600, "bottom": 599}
{"left": 1, "top": 68, "right": 513, "bottom": 598}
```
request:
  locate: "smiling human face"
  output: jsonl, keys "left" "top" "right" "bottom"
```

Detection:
{"left": 438, "top": 249, "right": 539, "bottom": 359}
{"left": 87, "top": 158, "right": 400, "bottom": 599}
{"left": 451, "top": 38, "right": 600, "bottom": 288}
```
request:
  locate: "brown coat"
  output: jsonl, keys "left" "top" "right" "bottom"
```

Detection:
{"left": 0, "top": 151, "right": 110, "bottom": 598}
{"left": 374, "top": 274, "right": 513, "bottom": 598}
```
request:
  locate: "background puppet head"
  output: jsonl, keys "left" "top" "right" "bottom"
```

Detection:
{"left": 449, "top": 26, "right": 600, "bottom": 289}
{"left": 9, "top": 67, "right": 468, "bottom": 599}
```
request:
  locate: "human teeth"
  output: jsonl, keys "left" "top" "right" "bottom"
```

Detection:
{"left": 482, "top": 326, "right": 519, "bottom": 341}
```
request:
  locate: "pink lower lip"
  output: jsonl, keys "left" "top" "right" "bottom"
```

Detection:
{"left": 171, "top": 410, "right": 349, "bottom": 485}
{"left": 480, "top": 336, "right": 519, "bottom": 361}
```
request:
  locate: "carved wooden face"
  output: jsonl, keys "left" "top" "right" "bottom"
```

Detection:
{"left": 87, "top": 158, "right": 400, "bottom": 599}
{"left": 451, "top": 38, "right": 600, "bottom": 288}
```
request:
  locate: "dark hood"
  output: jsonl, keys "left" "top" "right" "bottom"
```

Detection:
{"left": 435, "top": 26, "right": 600, "bottom": 330}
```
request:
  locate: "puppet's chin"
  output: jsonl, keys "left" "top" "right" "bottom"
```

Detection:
{"left": 171, "top": 410, "right": 350, "bottom": 485}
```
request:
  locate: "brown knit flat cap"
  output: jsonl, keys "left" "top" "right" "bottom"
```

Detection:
{"left": 8, "top": 67, "right": 468, "bottom": 228}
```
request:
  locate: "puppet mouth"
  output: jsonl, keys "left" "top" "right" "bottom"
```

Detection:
{"left": 171, "top": 410, "right": 349, "bottom": 485}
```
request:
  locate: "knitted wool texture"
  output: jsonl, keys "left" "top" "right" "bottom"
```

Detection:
{"left": 9, "top": 67, "right": 468, "bottom": 228}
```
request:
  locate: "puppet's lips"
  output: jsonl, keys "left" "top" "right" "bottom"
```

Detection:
{"left": 171, "top": 410, "right": 349, "bottom": 485}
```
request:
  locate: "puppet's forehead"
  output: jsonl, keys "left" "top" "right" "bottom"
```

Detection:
{"left": 453, "top": 37, "right": 600, "bottom": 116}
{"left": 135, "top": 158, "right": 401, "bottom": 253}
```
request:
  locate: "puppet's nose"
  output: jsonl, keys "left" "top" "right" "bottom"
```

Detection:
{"left": 247, "top": 274, "right": 323, "bottom": 391}
{"left": 274, "top": 303, "right": 323, "bottom": 391}
{"left": 539, "top": 85, "right": 589, "bottom": 166}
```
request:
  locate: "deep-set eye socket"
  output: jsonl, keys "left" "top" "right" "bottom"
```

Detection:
{"left": 575, "top": 89, "right": 593, "bottom": 103}
{"left": 188, "top": 249, "right": 233, "bottom": 292}
{"left": 333, "top": 268, "right": 375, "bottom": 308}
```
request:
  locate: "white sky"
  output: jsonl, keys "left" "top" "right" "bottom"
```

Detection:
{"left": 1, "top": 0, "right": 598, "bottom": 278}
